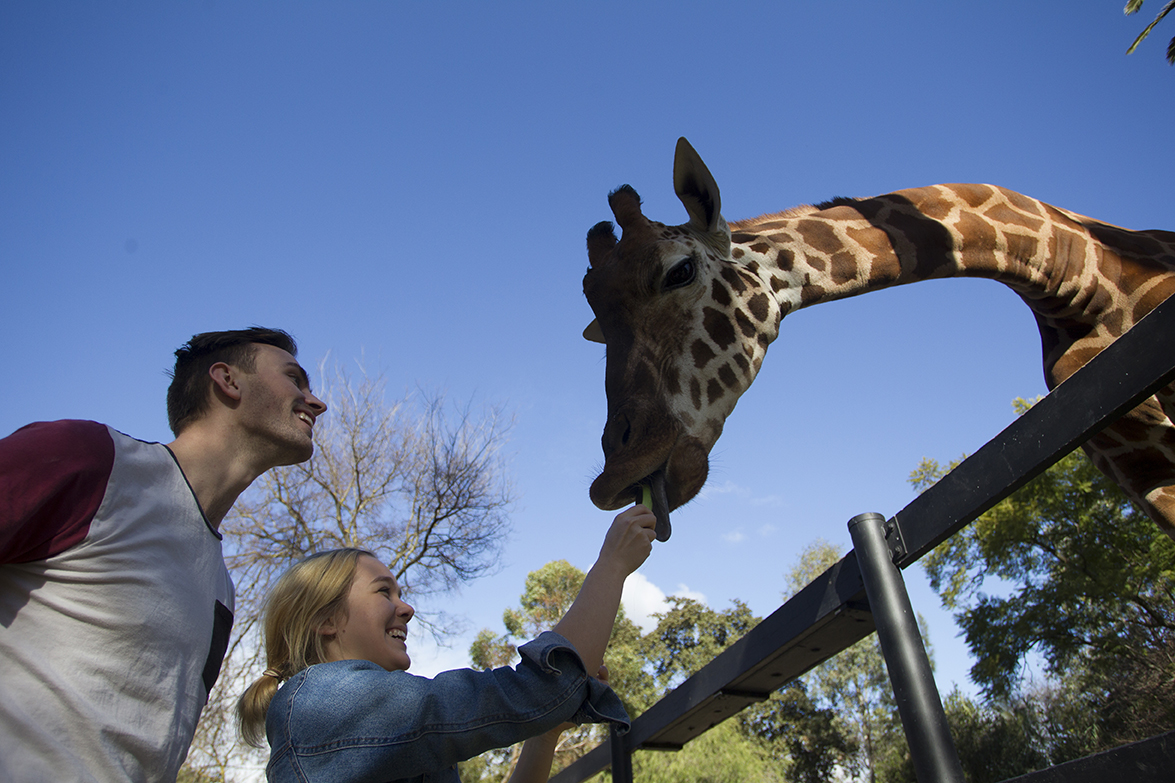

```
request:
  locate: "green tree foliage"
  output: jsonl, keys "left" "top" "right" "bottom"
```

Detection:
{"left": 624, "top": 720, "right": 785, "bottom": 783}
{"left": 637, "top": 596, "right": 757, "bottom": 693}
{"left": 935, "top": 681, "right": 1103, "bottom": 783}
{"left": 913, "top": 398, "right": 1175, "bottom": 749}
{"left": 467, "top": 558, "right": 863, "bottom": 782}
{"left": 1125, "top": 0, "right": 1175, "bottom": 64}
{"left": 466, "top": 560, "right": 652, "bottom": 780}
{"left": 740, "top": 682, "right": 856, "bottom": 783}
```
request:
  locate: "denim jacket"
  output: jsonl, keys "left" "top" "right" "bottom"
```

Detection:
{"left": 265, "top": 631, "right": 629, "bottom": 783}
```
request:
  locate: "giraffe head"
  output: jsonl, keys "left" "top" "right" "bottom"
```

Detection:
{"left": 582, "top": 138, "right": 783, "bottom": 526}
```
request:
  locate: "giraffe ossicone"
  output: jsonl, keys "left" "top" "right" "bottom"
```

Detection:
{"left": 582, "top": 137, "right": 1175, "bottom": 540}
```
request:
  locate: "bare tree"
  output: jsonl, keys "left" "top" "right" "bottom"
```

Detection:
{"left": 181, "top": 362, "right": 516, "bottom": 781}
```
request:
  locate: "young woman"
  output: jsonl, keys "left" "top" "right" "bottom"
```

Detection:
{"left": 238, "top": 504, "right": 657, "bottom": 782}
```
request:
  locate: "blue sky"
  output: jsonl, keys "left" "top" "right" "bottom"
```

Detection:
{"left": 3, "top": 1, "right": 1172, "bottom": 704}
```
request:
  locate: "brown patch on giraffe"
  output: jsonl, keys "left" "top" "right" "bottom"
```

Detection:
{"left": 703, "top": 306, "right": 737, "bottom": 349}
{"left": 845, "top": 226, "right": 898, "bottom": 276}
{"left": 770, "top": 276, "right": 789, "bottom": 292}
{"left": 1005, "top": 189, "right": 1047, "bottom": 217}
{"left": 633, "top": 359, "right": 655, "bottom": 392}
{"left": 747, "top": 293, "right": 770, "bottom": 322}
{"left": 718, "top": 363, "right": 738, "bottom": 389}
{"left": 830, "top": 251, "right": 859, "bottom": 286}
{"left": 691, "top": 339, "right": 717, "bottom": 369}
{"left": 881, "top": 208, "right": 956, "bottom": 280}
{"left": 735, "top": 308, "right": 756, "bottom": 338}
{"left": 1048, "top": 228, "right": 1090, "bottom": 277}
{"left": 1101, "top": 308, "right": 1124, "bottom": 337}
{"left": 955, "top": 212, "right": 998, "bottom": 261}
{"left": 775, "top": 247, "right": 796, "bottom": 272}
{"left": 985, "top": 203, "right": 1044, "bottom": 231}
{"left": 802, "top": 283, "right": 827, "bottom": 302}
{"left": 750, "top": 242, "right": 771, "bottom": 254}
{"left": 732, "top": 352, "right": 750, "bottom": 375}
{"left": 711, "top": 278, "right": 732, "bottom": 307}
{"left": 796, "top": 221, "right": 842, "bottom": 255}
{"left": 1134, "top": 279, "right": 1175, "bottom": 323}
{"left": 690, "top": 378, "right": 702, "bottom": 410}
{"left": 1003, "top": 232, "right": 1039, "bottom": 261}
{"left": 665, "top": 365, "right": 681, "bottom": 396}
{"left": 953, "top": 184, "right": 995, "bottom": 209}
{"left": 731, "top": 232, "right": 758, "bottom": 244}
{"left": 721, "top": 267, "right": 748, "bottom": 294}
{"left": 1090, "top": 224, "right": 1175, "bottom": 259}
{"left": 706, "top": 379, "right": 725, "bottom": 404}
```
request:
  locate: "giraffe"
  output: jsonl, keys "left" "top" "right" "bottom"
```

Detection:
{"left": 582, "top": 137, "right": 1175, "bottom": 542}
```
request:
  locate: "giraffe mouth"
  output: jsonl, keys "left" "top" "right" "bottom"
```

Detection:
{"left": 632, "top": 469, "right": 671, "bottom": 542}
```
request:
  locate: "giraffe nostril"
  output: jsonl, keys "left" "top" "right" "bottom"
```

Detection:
{"left": 602, "top": 411, "right": 633, "bottom": 456}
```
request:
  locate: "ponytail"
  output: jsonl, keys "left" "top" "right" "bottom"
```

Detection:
{"left": 235, "top": 549, "right": 375, "bottom": 747}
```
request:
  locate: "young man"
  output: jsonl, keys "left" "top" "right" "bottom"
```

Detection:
{"left": 0, "top": 327, "right": 327, "bottom": 782}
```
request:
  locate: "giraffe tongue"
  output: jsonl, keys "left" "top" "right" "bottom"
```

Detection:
{"left": 648, "top": 470, "right": 671, "bottom": 542}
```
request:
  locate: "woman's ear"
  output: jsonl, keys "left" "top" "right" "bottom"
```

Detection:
{"left": 318, "top": 615, "right": 338, "bottom": 638}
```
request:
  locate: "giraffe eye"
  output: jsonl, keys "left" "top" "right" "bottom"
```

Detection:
{"left": 664, "top": 258, "right": 696, "bottom": 290}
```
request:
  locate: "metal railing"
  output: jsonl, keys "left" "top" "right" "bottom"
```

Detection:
{"left": 553, "top": 291, "right": 1175, "bottom": 783}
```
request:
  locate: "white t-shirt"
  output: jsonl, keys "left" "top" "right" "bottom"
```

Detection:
{"left": 0, "top": 420, "right": 235, "bottom": 782}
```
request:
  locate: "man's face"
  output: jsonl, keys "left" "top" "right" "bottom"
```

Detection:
{"left": 235, "top": 343, "right": 327, "bottom": 465}
{"left": 323, "top": 555, "right": 415, "bottom": 672}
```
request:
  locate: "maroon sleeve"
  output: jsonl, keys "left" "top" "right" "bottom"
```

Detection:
{"left": 0, "top": 420, "right": 115, "bottom": 564}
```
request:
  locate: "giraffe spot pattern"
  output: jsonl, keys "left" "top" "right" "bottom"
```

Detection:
{"left": 747, "top": 293, "right": 770, "bottom": 322}
{"left": 796, "top": 220, "right": 842, "bottom": 255}
{"left": 691, "top": 339, "right": 716, "bottom": 369}
{"left": 718, "top": 363, "right": 738, "bottom": 389}
{"left": 734, "top": 308, "right": 756, "bottom": 338}
{"left": 721, "top": 267, "right": 748, "bottom": 293}
{"left": 665, "top": 365, "right": 682, "bottom": 396}
{"left": 830, "top": 251, "right": 859, "bottom": 286}
{"left": 711, "top": 278, "right": 732, "bottom": 307}
{"left": 703, "top": 306, "right": 737, "bottom": 349}
{"left": 985, "top": 203, "right": 1044, "bottom": 232}
{"left": 706, "top": 379, "right": 725, "bottom": 404}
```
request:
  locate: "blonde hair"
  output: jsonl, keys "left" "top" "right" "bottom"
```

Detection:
{"left": 236, "top": 548, "right": 375, "bottom": 748}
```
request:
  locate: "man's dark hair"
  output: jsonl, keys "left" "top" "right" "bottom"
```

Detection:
{"left": 166, "top": 327, "right": 298, "bottom": 436}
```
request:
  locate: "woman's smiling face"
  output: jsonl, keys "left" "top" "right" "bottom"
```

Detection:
{"left": 321, "top": 555, "right": 415, "bottom": 672}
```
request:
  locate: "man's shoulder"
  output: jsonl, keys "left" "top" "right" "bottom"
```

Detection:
{"left": 1, "top": 419, "right": 117, "bottom": 465}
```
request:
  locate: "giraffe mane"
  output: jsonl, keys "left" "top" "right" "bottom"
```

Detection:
{"left": 728, "top": 201, "right": 835, "bottom": 230}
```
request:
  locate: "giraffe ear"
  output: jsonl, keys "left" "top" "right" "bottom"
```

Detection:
{"left": 673, "top": 137, "right": 723, "bottom": 234}
{"left": 583, "top": 319, "right": 605, "bottom": 344}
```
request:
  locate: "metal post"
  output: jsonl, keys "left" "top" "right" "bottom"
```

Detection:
{"left": 609, "top": 722, "right": 633, "bottom": 783}
{"left": 848, "top": 512, "right": 965, "bottom": 783}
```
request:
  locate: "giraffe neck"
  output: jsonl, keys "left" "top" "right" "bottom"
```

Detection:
{"left": 728, "top": 183, "right": 1175, "bottom": 381}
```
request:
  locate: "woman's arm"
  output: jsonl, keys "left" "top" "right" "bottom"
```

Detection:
{"left": 505, "top": 665, "right": 609, "bottom": 783}
{"left": 551, "top": 505, "right": 656, "bottom": 674}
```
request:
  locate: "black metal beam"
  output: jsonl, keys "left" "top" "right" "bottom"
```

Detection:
{"left": 891, "top": 292, "right": 1175, "bottom": 567}
{"left": 550, "top": 553, "right": 874, "bottom": 783}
